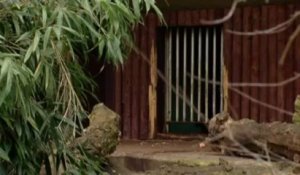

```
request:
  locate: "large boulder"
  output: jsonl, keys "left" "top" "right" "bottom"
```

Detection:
{"left": 73, "top": 103, "right": 121, "bottom": 156}
{"left": 40, "top": 104, "right": 121, "bottom": 174}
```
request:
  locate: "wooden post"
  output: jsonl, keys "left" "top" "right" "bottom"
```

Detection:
{"left": 223, "top": 67, "right": 229, "bottom": 113}
{"left": 149, "top": 40, "right": 158, "bottom": 139}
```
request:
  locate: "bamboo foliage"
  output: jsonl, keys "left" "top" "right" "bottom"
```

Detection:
{"left": 0, "top": 0, "right": 161, "bottom": 174}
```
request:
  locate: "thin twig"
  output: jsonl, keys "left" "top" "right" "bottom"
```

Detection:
{"left": 230, "top": 87, "right": 293, "bottom": 116}
{"left": 187, "top": 72, "right": 300, "bottom": 88}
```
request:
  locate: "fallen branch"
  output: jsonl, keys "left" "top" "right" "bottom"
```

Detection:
{"left": 201, "top": 112, "right": 300, "bottom": 162}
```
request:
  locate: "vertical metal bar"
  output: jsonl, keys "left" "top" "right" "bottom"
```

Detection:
{"left": 205, "top": 29, "right": 209, "bottom": 123}
{"left": 164, "top": 30, "right": 172, "bottom": 132}
{"left": 164, "top": 30, "right": 169, "bottom": 131}
{"left": 220, "top": 29, "right": 224, "bottom": 112}
{"left": 175, "top": 29, "right": 179, "bottom": 122}
{"left": 190, "top": 29, "right": 195, "bottom": 122}
{"left": 198, "top": 29, "right": 202, "bottom": 122}
{"left": 168, "top": 30, "right": 172, "bottom": 124}
{"left": 213, "top": 28, "right": 217, "bottom": 116}
{"left": 183, "top": 28, "right": 187, "bottom": 122}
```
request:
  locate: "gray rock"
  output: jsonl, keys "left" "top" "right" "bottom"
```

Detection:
{"left": 73, "top": 103, "right": 121, "bottom": 156}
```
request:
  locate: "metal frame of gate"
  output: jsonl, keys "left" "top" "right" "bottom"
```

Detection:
{"left": 164, "top": 26, "right": 224, "bottom": 132}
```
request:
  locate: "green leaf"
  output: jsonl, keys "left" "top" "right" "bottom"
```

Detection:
{"left": 15, "top": 122, "right": 22, "bottom": 138}
{"left": 53, "top": 27, "right": 62, "bottom": 41}
{"left": 132, "top": 0, "right": 141, "bottom": 18}
{"left": 33, "top": 61, "right": 42, "bottom": 79}
{"left": 152, "top": 5, "right": 163, "bottom": 22}
{"left": 17, "top": 13, "right": 25, "bottom": 23}
{"left": 16, "top": 32, "right": 31, "bottom": 43}
{"left": 61, "top": 26, "right": 81, "bottom": 38}
{"left": 0, "top": 58, "right": 11, "bottom": 81}
{"left": 81, "top": 0, "right": 93, "bottom": 16}
{"left": 77, "top": 15, "right": 99, "bottom": 37}
{"left": 42, "top": 6, "right": 48, "bottom": 27}
{"left": 1, "top": 115, "right": 13, "bottom": 130}
{"left": 26, "top": 116, "right": 39, "bottom": 131}
{"left": 36, "top": 47, "right": 41, "bottom": 61}
{"left": 98, "top": 38, "right": 105, "bottom": 57}
{"left": 32, "top": 30, "right": 41, "bottom": 52}
{"left": 24, "top": 45, "right": 34, "bottom": 63}
{"left": 55, "top": 10, "right": 64, "bottom": 40}
{"left": 12, "top": 17, "right": 21, "bottom": 36}
{"left": 5, "top": 68, "right": 13, "bottom": 94}
{"left": 145, "top": 0, "right": 151, "bottom": 12}
{"left": 43, "top": 27, "right": 52, "bottom": 50}
{"left": 0, "top": 148, "right": 10, "bottom": 162}
{"left": 57, "top": 9, "right": 63, "bottom": 27}
{"left": 0, "top": 53, "right": 20, "bottom": 58}
{"left": 115, "top": 3, "right": 135, "bottom": 23}
{"left": 0, "top": 35, "right": 5, "bottom": 41}
{"left": 65, "top": 11, "right": 82, "bottom": 31}
{"left": 0, "top": 63, "right": 13, "bottom": 106}
{"left": 63, "top": 10, "right": 72, "bottom": 27}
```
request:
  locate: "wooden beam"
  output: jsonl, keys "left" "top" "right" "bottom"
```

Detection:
{"left": 157, "top": 0, "right": 299, "bottom": 11}
{"left": 149, "top": 40, "right": 158, "bottom": 139}
{"left": 223, "top": 67, "right": 229, "bottom": 113}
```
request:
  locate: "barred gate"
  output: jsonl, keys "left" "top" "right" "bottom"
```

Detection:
{"left": 163, "top": 26, "right": 224, "bottom": 132}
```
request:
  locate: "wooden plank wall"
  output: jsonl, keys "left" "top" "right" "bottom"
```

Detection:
{"left": 104, "top": 13, "right": 159, "bottom": 140}
{"left": 226, "top": 4, "right": 300, "bottom": 122}
{"left": 103, "top": 3, "right": 300, "bottom": 139}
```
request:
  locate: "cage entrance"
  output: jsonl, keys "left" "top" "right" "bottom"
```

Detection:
{"left": 157, "top": 25, "right": 224, "bottom": 134}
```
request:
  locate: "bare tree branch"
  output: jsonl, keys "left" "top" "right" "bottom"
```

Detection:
{"left": 134, "top": 44, "right": 296, "bottom": 120}
{"left": 132, "top": 46, "right": 206, "bottom": 119}
{"left": 200, "top": 0, "right": 246, "bottom": 25}
{"left": 279, "top": 24, "right": 300, "bottom": 66}
{"left": 230, "top": 87, "right": 293, "bottom": 116}
{"left": 227, "top": 11, "right": 300, "bottom": 36}
{"left": 230, "top": 72, "right": 300, "bottom": 87}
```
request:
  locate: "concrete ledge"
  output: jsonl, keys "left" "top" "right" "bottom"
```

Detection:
{"left": 107, "top": 140, "right": 298, "bottom": 175}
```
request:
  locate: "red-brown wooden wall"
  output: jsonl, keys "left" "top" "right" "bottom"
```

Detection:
{"left": 101, "top": 3, "right": 300, "bottom": 139}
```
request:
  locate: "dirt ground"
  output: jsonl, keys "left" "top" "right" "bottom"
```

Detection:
{"left": 107, "top": 140, "right": 300, "bottom": 175}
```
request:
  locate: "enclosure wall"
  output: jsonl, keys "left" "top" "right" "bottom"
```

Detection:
{"left": 101, "top": 3, "right": 300, "bottom": 139}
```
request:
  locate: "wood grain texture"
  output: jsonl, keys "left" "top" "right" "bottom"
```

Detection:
{"left": 250, "top": 7, "right": 260, "bottom": 122}
{"left": 231, "top": 8, "right": 242, "bottom": 119}
{"left": 241, "top": 6, "right": 251, "bottom": 119}
{"left": 268, "top": 5, "right": 278, "bottom": 122}
{"left": 259, "top": 5, "right": 269, "bottom": 122}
